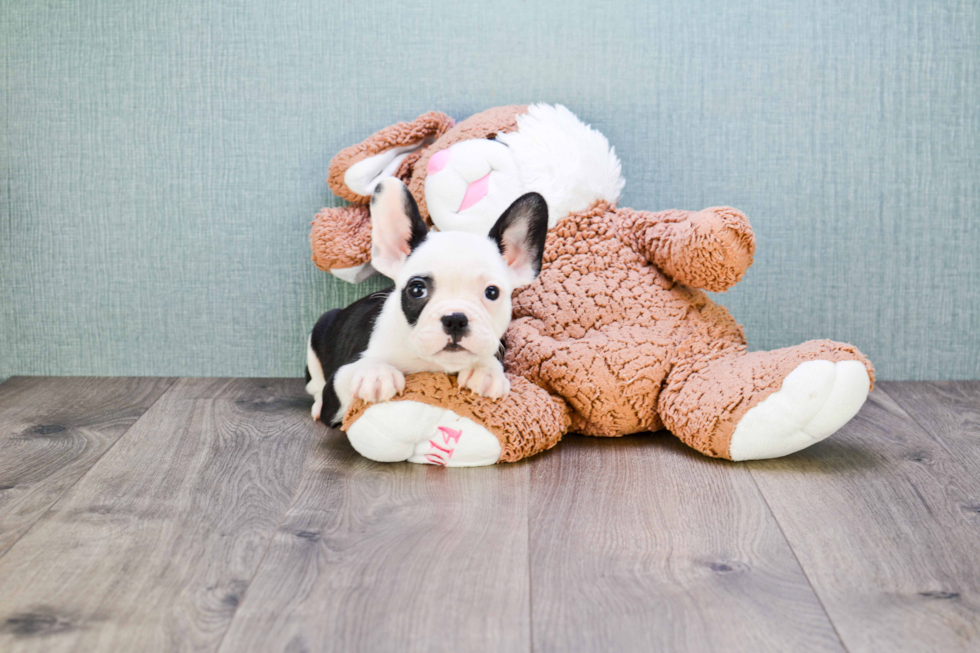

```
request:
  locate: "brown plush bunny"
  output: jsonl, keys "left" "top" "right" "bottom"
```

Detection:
{"left": 311, "top": 104, "right": 874, "bottom": 466}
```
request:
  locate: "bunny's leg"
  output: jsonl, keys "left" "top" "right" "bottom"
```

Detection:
{"left": 658, "top": 341, "right": 874, "bottom": 460}
{"left": 341, "top": 373, "right": 569, "bottom": 466}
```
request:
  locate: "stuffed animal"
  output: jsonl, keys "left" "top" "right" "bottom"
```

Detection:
{"left": 310, "top": 104, "right": 874, "bottom": 466}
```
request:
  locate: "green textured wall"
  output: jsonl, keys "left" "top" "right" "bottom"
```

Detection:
{"left": 2, "top": 0, "right": 978, "bottom": 380}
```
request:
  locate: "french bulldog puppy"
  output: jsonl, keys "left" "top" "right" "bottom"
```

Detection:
{"left": 306, "top": 178, "right": 548, "bottom": 425}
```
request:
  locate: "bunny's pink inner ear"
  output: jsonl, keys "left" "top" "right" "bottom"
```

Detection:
{"left": 327, "top": 112, "right": 456, "bottom": 204}
{"left": 344, "top": 141, "right": 429, "bottom": 197}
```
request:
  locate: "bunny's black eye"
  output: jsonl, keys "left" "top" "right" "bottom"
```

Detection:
{"left": 407, "top": 278, "right": 428, "bottom": 299}
{"left": 485, "top": 285, "right": 500, "bottom": 301}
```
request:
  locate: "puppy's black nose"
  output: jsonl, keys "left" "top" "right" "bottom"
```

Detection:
{"left": 441, "top": 312, "right": 469, "bottom": 341}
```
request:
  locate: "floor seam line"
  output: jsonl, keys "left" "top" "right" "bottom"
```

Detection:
{"left": 212, "top": 416, "right": 324, "bottom": 653}
{"left": 0, "top": 376, "right": 180, "bottom": 562}
{"left": 527, "top": 462, "right": 535, "bottom": 653}
{"left": 746, "top": 466, "right": 852, "bottom": 653}
{"left": 876, "top": 382, "right": 968, "bottom": 461}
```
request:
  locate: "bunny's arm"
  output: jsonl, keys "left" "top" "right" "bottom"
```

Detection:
{"left": 615, "top": 206, "right": 755, "bottom": 292}
{"left": 310, "top": 204, "right": 372, "bottom": 273}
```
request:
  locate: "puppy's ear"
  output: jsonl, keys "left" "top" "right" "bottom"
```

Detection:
{"left": 488, "top": 192, "right": 549, "bottom": 287}
{"left": 370, "top": 179, "right": 429, "bottom": 278}
{"left": 328, "top": 112, "right": 455, "bottom": 204}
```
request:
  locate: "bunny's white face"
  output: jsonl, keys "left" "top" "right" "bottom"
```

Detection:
{"left": 420, "top": 104, "right": 627, "bottom": 239}
{"left": 423, "top": 139, "right": 526, "bottom": 236}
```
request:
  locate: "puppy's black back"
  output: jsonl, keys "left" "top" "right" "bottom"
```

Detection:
{"left": 309, "top": 288, "right": 393, "bottom": 425}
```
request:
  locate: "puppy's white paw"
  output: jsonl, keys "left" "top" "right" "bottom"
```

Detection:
{"left": 458, "top": 365, "right": 510, "bottom": 399}
{"left": 311, "top": 395, "right": 323, "bottom": 421}
{"left": 351, "top": 362, "right": 406, "bottom": 404}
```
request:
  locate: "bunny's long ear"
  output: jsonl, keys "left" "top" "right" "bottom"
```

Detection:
{"left": 328, "top": 112, "right": 455, "bottom": 204}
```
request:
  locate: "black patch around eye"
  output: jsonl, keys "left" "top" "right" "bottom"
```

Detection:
{"left": 401, "top": 275, "right": 433, "bottom": 326}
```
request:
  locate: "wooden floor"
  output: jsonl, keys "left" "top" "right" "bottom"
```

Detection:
{"left": 0, "top": 378, "right": 977, "bottom": 652}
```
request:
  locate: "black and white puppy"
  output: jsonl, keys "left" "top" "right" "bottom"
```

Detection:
{"left": 306, "top": 178, "right": 549, "bottom": 426}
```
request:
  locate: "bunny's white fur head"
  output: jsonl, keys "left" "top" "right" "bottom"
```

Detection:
{"left": 422, "top": 104, "right": 625, "bottom": 235}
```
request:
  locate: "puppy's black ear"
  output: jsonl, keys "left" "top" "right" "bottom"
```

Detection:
{"left": 488, "top": 192, "right": 549, "bottom": 287}
{"left": 369, "top": 178, "right": 428, "bottom": 278}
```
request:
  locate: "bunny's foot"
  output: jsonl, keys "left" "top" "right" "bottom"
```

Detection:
{"left": 728, "top": 359, "right": 870, "bottom": 460}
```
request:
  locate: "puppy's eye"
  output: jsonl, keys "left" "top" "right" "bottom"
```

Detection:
{"left": 485, "top": 285, "right": 500, "bottom": 301}
{"left": 407, "top": 279, "right": 427, "bottom": 299}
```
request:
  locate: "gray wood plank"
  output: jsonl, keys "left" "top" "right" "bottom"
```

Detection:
{"left": 218, "top": 428, "right": 531, "bottom": 653}
{"left": 748, "top": 387, "right": 980, "bottom": 653}
{"left": 528, "top": 433, "right": 843, "bottom": 653}
{"left": 0, "top": 376, "right": 176, "bottom": 557}
{"left": 0, "top": 378, "right": 320, "bottom": 653}
{"left": 880, "top": 381, "right": 980, "bottom": 465}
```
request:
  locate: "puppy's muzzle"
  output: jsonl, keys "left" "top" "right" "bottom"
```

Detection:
{"left": 440, "top": 312, "right": 469, "bottom": 343}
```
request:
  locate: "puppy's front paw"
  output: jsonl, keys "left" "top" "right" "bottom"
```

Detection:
{"left": 458, "top": 366, "right": 510, "bottom": 399}
{"left": 351, "top": 363, "right": 406, "bottom": 404}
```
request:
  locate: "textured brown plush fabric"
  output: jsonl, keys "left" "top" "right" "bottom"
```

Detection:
{"left": 326, "top": 111, "right": 455, "bottom": 204}
{"left": 504, "top": 200, "right": 873, "bottom": 453}
{"left": 310, "top": 204, "right": 372, "bottom": 271}
{"left": 505, "top": 201, "right": 746, "bottom": 438}
{"left": 616, "top": 207, "right": 756, "bottom": 292}
{"left": 343, "top": 372, "right": 570, "bottom": 462}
